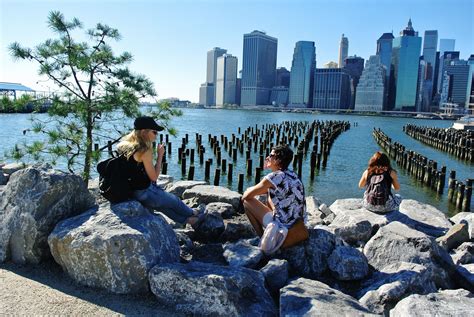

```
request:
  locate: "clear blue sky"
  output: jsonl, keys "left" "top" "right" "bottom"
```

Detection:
{"left": 1, "top": 0, "right": 473, "bottom": 102}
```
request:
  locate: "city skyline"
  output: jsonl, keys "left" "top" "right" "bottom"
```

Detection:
{"left": 1, "top": 0, "right": 473, "bottom": 103}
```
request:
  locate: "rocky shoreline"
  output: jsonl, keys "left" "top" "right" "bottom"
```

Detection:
{"left": 1, "top": 164, "right": 473, "bottom": 316}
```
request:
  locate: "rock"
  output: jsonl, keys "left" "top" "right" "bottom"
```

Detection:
{"left": 396, "top": 199, "right": 452, "bottom": 237}
{"left": 457, "top": 263, "right": 474, "bottom": 288}
{"left": 280, "top": 278, "right": 376, "bottom": 316}
{"left": 0, "top": 164, "right": 95, "bottom": 264}
{"left": 182, "top": 196, "right": 201, "bottom": 208}
{"left": 87, "top": 177, "right": 108, "bottom": 205}
{"left": 156, "top": 174, "right": 173, "bottom": 188}
{"left": 260, "top": 259, "right": 289, "bottom": 292}
{"left": 328, "top": 246, "right": 369, "bottom": 281}
{"left": 389, "top": 289, "right": 474, "bottom": 317}
{"left": 329, "top": 199, "right": 388, "bottom": 245}
{"left": 206, "top": 202, "right": 236, "bottom": 219}
{"left": 0, "top": 185, "right": 5, "bottom": 196}
{"left": 1, "top": 162, "right": 26, "bottom": 175}
{"left": 174, "top": 229, "right": 194, "bottom": 252}
{"left": 450, "top": 212, "right": 474, "bottom": 239}
{"left": 436, "top": 223, "right": 470, "bottom": 251}
{"left": 363, "top": 221, "right": 454, "bottom": 289}
{"left": 165, "top": 180, "right": 208, "bottom": 198}
{"left": 193, "top": 211, "right": 225, "bottom": 242}
{"left": 306, "top": 196, "right": 325, "bottom": 227}
{"left": 279, "top": 228, "right": 336, "bottom": 278}
{"left": 451, "top": 242, "right": 474, "bottom": 265}
{"left": 48, "top": 201, "right": 180, "bottom": 294}
{"left": 189, "top": 243, "right": 227, "bottom": 265}
{"left": 0, "top": 173, "right": 7, "bottom": 185}
{"left": 358, "top": 262, "right": 436, "bottom": 314}
{"left": 149, "top": 261, "right": 277, "bottom": 316}
{"left": 223, "top": 240, "right": 263, "bottom": 268}
{"left": 182, "top": 185, "right": 242, "bottom": 210}
{"left": 220, "top": 215, "right": 257, "bottom": 242}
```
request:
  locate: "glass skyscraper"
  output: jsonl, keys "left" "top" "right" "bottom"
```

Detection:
{"left": 355, "top": 55, "right": 386, "bottom": 112}
{"left": 390, "top": 19, "right": 422, "bottom": 111}
{"left": 343, "top": 56, "right": 365, "bottom": 109}
{"left": 338, "top": 34, "right": 349, "bottom": 68}
{"left": 289, "top": 41, "right": 316, "bottom": 107}
{"left": 420, "top": 30, "right": 438, "bottom": 110}
{"left": 241, "top": 31, "right": 278, "bottom": 106}
{"left": 376, "top": 33, "right": 394, "bottom": 110}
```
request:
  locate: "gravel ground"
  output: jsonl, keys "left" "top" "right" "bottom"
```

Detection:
{"left": 0, "top": 260, "right": 182, "bottom": 316}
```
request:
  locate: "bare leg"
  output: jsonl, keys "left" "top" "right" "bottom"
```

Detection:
{"left": 243, "top": 197, "right": 272, "bottom": 237}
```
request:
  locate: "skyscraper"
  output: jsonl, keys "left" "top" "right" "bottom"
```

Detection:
{"left": 467, "top": 55, "right": 474, "bottom": 111}
{"left": 338, "top": 34, "right": 349, "bottom": 68}
{"left": 313, "top": 68, "right": 351, "bottom": 109}
{"left": 355, "top": 55, "right": 386, "bottom": 112}
{"left": 420, "top": 30, "right": 438, "bottom": 110}
{"left": 443, "top": 60, "right": 470, "bottom": 107}
{"left": 289, "top": 41, "right": 316, "bottom": 107}
{"left": 343, "top": 55, "right": 365, "bottom": 109}
{"left": 390, "top": 19, "right": 422, "bottom": 111}
{"left": 199, "top": 47, "right": 227, "bottom": 106}
{"left": 215, "top": 54, "right": 238, "bottom": 107}
{"left": 241, "top": 30, "right": 278, "bottom": 106}
{"left": 437, "top": 51, "right": 460, "bottom": 100}
{"left": 376, "top": 32, "right": 394, "bottom": 109}
{"left": 276, "top": 67, "right": 291, "bottom": 87}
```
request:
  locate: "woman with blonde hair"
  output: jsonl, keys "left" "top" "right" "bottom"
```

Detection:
{"left": 117, "top": 116, "right": 205, "bottom": 229}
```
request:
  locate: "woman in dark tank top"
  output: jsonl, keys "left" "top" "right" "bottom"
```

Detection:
{"left": 117, "top": 116, "right": 205, "bottom": 229}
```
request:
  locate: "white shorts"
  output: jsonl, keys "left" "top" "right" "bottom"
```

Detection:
{"left": 262, "top": 212, "right": 273, "bottom": 228}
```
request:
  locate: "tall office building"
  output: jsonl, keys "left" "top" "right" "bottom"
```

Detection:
{"left": 199, "top": 83, "right": 214, "bottom": 106}
{"left": 276, "top": 67, "right": 291, "bottom": 87}
{"left": 376, "top": 32, "right": 394, "bottom": 109}
{"left": 389, "top": 19, "right": 422, "bottom": 111}
{"left": 437, "top": 51, "right": 460, "bottom": 100}
{"left": 467, "top": 55, "right": 474, "bottom": 111}
{"left": 289, "top": 41, "right": 316, "bottom": 107}
{"left": 338, "top": 34, "right": 349, "bottom": 68}
{"left": 443, "top": 60, "right": 470, "bottom": 107}
{"left": 215, "top": 54, "right": 238, "bottom": 107}
{"left": 241, "top": 30, "right": 278, "bottom": 106}
{"left": 439, "top": 39, "right": 455, "bottom": 55}
{"left": 313, "top": 68, "right": 351, "bottom": 109}
{"left": 420, "top": 30, "right": 438, "bottom": 110}
{"left": 199, "top": 47, "right": 227, "bottom": 106}
{"left": 270, "top": 87, "right": 289, "bottom": 106}
{"left": 343, "top": 56, "right": 365, "bottom": 109}
{"left": 355, "top": 55, "right": 386, "bottom": 112}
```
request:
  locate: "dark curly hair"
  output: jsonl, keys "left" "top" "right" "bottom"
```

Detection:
{"left": 272, "top": 144, "right": 294, "bottom": 170}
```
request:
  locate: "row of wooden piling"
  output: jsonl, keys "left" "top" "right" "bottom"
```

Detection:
{"left": 403, "top": 124, "right": 474, "bottom": 163}
{"left": 96, "top": 120, "right": 351, "bottom": 193}
{"left": 373, "top": 128, "right": 472, "bottom": 212}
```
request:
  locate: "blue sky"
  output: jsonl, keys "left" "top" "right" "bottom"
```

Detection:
{"left": 1, "top": 0, "right": 473, "bottom": 102}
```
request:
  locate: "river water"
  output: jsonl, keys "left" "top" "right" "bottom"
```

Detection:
{"left": 0, "top": 108, "right": 472, "bottom": 215}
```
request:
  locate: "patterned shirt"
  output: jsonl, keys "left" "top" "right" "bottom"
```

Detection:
{"left": 265, "top": 169, "right": 306, "bottom": 228}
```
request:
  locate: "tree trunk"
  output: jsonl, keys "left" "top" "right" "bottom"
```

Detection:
{"left": 83, "top": 110, "right": 93, "bottom": 187}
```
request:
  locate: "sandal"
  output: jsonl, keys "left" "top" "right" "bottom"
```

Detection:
{"left": 191, "top": 211, "right": 207, "bottom": 230}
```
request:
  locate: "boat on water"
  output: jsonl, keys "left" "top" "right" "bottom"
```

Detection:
{"left": 452, "top": 115, "right": 474, "bottom": 130}
{"left": 413, "top": 114, "right": 436, "bottom": 119}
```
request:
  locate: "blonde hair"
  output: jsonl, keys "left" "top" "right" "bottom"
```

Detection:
{"left": 117, "top": 129, "right": 152, "bottom": 159}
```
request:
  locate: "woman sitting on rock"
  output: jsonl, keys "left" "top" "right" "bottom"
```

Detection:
{"left": 358, "top": 151, "right": 402, "bottom": 213}
{"left": 242, "top": 145, "right": 307, "bottom": 252}
{"left": 117, "top": 116, "right": 205, "bottom": 229}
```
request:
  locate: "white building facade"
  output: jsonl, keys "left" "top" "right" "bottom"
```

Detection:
{"left": 355, "top": 55, "right": 386, "bottom": 111}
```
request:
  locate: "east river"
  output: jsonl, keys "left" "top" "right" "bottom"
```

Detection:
{"left": 0, "top": 108, "right": 472, "bottom": 215}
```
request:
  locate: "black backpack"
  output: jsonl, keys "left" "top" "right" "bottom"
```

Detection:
{"left": 97, "top": 155, "right": 133, "bottom": 203}
{"left": 365, "top": 172, "right": 391, "bottom": 206}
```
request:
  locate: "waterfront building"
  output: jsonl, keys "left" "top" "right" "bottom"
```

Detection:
{"left": 343, "top": 55, "right": 365, "bottom": 109}
{"left": 436, "top": 39, "right": 455, "bottom": 95}
{"left": 416, "top": 58, "right": 427, "bottom": 112}
{"left": 236, "top": 78, "right": 241, "bottom": 106}
{"left": 241, "top": 30, "right": 278, "bottom": 106}
{"left": 338, "top": 34, "right": 349, "bottom": 68}
{"left": 376, "top": 32, "right": 394, "bottom": 110}
{"left": 467, "top": 55, "right": 474, "bottom": 112}
{"left": 439, "top": 39, "right": 456, "bottom": 55}
{"left": 270, "top": 86, "right": 289, "bottom": 106}
{"left": 276, "top": 67, "right": 291, "bottom": 87}
{"left": 199, "top": 83, "right": 214, "bottom": 107}
{"left": 313, "top": 68, "right": 351, "bottom": 109}
{"left": 390, "top": 19, "right": 422, "bottom": 111}
{"left": 324, "top": 61, "right": 338, "bottom": 68}
{"left": 420, "top": 30, "right": 438, "bottom": 109}
{"left": 354, "top": 55, "right": 386, "bottom": 112}
{"left": 289, "top": 41, "right": 316, "bottom": 107}
{"left": 443, "top": 60, "right": 470, "bottom": 108}
{"left": 215, "top": 54, "right": 238, "bottom": 107}
{"left": 437, "top": 51, "right": 460, "bottom": 98}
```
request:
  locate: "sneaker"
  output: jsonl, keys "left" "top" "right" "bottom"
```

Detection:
{"left": 192, "top": 203, "right": 206, "bottom": 216}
